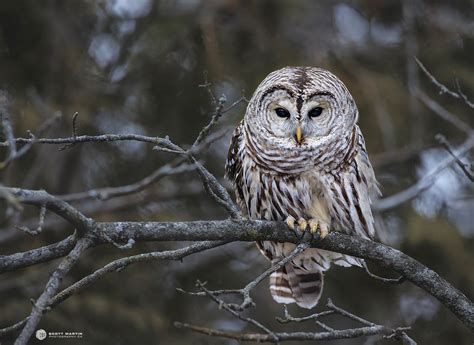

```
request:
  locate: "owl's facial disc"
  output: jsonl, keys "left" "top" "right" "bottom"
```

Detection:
{"left": 261, "top": 90, "right": 339, "bottom": 148}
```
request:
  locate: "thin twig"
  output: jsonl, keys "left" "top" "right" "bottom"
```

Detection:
{"left": 276, "top": 305, "right": 334, "bottom": 324}
{"left": 375, "top": 134, "right": 474, "bottom": 211}
{"left": 178, "top": 243, "right": 309, "bottom": 310}
{"left": 455, "top": 79, "right": 474, "bottom": 109}
{"left": 59, "top": 112, "right": 79, "bottom": 150}
{"left": 60, "top": 162, "right": 196, "bottom": 202}
{"left": 435, "top": 134, "right": 473, "bottom": 181}
{"left": 274, "top": 299, "right": 415, "bottom": 344}
{"left": 0, "top": 90, "right": 17, "bottom": 169}
{"left": 60, "top": 127, "right": 229, "bottom": 203}
{"left": 415, "top": 58, "right": 474, "bottom": 109}
{"left": 195, "top": 280, "right": 280, "bottom": 343}
{"left": 415, "top": 88, "right": 473, "bottom": 135}
{"left": 362, "top": 261, "right": 406, "bottom": 284}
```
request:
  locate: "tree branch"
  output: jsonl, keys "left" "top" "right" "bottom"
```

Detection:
{"left": 13, "top": 237, "right": 92, "bottom": 345}
{"left": 174, "top": 322, "right": 409, "bottom": 343}
{"left": 375, "top": 134, "right": 474, "bottom": 211}
{"left": 415, "top": 58, "right": 474, "bottom": 109}
{"left": 0, "top": 187, "right": 95, "bottom": 234}
{"left": 0, "top": 241, "right": 227, "bottom": 338}
{"left": 1, "top": 219, "right": 471, "bottom": 331}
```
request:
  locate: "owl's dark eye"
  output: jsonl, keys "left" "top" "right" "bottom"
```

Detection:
{"left": 308, "top": 106, "right": 323, "bottom": 118}
{"left": 275, "top": 107, "right": 290, "bottom": 118}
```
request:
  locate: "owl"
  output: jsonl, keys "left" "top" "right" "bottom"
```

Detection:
{"left": 225, "top": 67, "right": 380, "bottom": 309}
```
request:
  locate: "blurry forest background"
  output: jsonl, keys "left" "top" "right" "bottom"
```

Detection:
{"left": 0, "top": 0, "right": 473, "bottom": 344}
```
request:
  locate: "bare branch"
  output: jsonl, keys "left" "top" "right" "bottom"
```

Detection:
{"left": 0, "top": 213, "right": 472, "bottom": 332}
{"left": 276, "top": 306, "right": 334, "bottom": 324}
{"left": 14, "top": 237, "right": 92, "bottom": 345}
{"left": 0, "top": 90, "right": 17, "bottom": 169}
{"left": 192, "top": 93, "right": 226, "bottom": 148}
{"left": 274, "top": 299, "right": 415, "bottom": 344}
{"left": 178, "top": 242, "right": 310, "bottom": 310}
{"left": 191, "top": 157, "right": 241, "bottom": 218}
{"left": 362, "top": 261, "right": 406, "bottom": 284}
{"left": 47, "top": 241, "right": 226, "bottom": 310}
{"left": 455, "top": 79, "right": 474, "bottom": 109}
{"left": 174, "top": 322, "right": 409, "bottom": 343}
{"left": 59, "top": 126, "right": 228, "bottom": 203}
{"left": 0, "top": 133, "right": 171, "bottom": 147}
{"left": 375, "top": 134, "right": 474, "bottom": 211}
{"left": 196, "top": 280, "right": 280, "bottom": 342}
{"left": 60, "top": 162, "right": 196, "bottom": 202}
{"left": 0, "top": 241, "right": 226, "bottom": 338}
{"left": 0, "top": 232, "right": 77, "bottom": 273}
{"left": 415, "top": 58, "right": 474, "bottom": 109}
{"left": 0, "top": 187, "right": 94, "bottom": 234}
{"left": 435, "top": 134, "right": 473, "bottom": 181}
{"left": 192, "top": 94, "right": 247, "bottom": 149}
{"left": 0, "top": 319, "right": 28, "bottom": 338}
{"left": 415, "top": 88, "right": 473, "bottom": 135}
{"left": 59, "top": 112, "right": 79, "bottom": 151}
{"left": 14, "top": 204, "right": 47, "bottom": 235}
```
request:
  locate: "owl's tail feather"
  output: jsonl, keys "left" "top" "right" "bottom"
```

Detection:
{"left": 269, "top": 263, "right": 323, "bottom": 309}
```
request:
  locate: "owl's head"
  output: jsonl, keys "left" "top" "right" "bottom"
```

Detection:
{"left": 245, "top": 67, "right": 358, "bottom": 155}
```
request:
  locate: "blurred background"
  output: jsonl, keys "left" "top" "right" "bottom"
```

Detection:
{"left": 0, "top": 0, "right": 473, "bottom": 344}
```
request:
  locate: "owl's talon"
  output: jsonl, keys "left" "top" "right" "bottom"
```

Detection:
{"left": 286, "top": 215, "right": 296, "bottom": 230}
{"left": 308, "top": 219, "right": 319, "bottom": 234}
{"left": 297, "top": 218, "right": 308, "bottom": 232}
{"left": 306, "top": 219, "right": 330, "bottom": 238}
{"left": 319, "top": 222, "right": 330, "bottom": 239}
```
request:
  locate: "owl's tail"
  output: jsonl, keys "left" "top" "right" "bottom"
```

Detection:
{"left": 269, "top": 262, "right": 323, "bottom": 309}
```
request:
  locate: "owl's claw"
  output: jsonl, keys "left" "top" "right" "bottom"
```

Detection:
{"left": 286, "top": 215, "right": 306, "bottom": 239}
{"left": 319, "top": 222, "right": 330, "bottom": 239}
{"left": 286, "top": 216, "right": 330, "bottom": 239}
{"left": 297, "top": 218, "right": 307, "bottom": 232}
{"left": 308, "top": 219, "right": 319, "bottom": 234}
{"left": 308, "top": 219, "right": 330, "bottom": 238}
{"left": 286, "top": 215, "right": 296, "bottom": 230}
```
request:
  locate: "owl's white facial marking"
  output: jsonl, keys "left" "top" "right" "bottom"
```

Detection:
{"left": 299, "top": 95, "right": 338, "bottom": 145}
{"left": 266, "top": 97, "right": 298, "bottom": 139}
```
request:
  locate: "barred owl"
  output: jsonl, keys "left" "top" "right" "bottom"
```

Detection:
{"left": 225, "top": 67, "right": 380, "bottom": 309}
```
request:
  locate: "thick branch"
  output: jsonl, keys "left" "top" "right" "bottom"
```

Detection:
{"left": 2, "top": 219, "right": 470, "bottom": 331}
{"left": 101, "top": 220, "right": 474, "bottom": 331}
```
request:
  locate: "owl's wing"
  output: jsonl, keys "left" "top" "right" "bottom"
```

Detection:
{"left": 225, "top": 120, "right": 246, "bottom": 213}
{"left": 354, "top": 126, "right": 381, "bottom": 200}
{"left": 330, "top": 125, "right": 380, "bottom": 240}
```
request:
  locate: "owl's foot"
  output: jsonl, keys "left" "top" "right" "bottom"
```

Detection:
{"left": 285, "top": 216, "right": 307, "bottom": 232}
{"left": 286, "top": 216, "right": 330, "bottom": 239}
{"left": 308, "top": 219, "right": 330, "bottom": 239}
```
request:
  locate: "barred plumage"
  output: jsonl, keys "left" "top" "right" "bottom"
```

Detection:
{"left": 226, "top": 67, "right": 380, "bottom": 309}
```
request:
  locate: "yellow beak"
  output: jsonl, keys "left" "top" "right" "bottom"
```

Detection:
{"left": 295, "top": 125, "right": 303, "bottom": 144}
